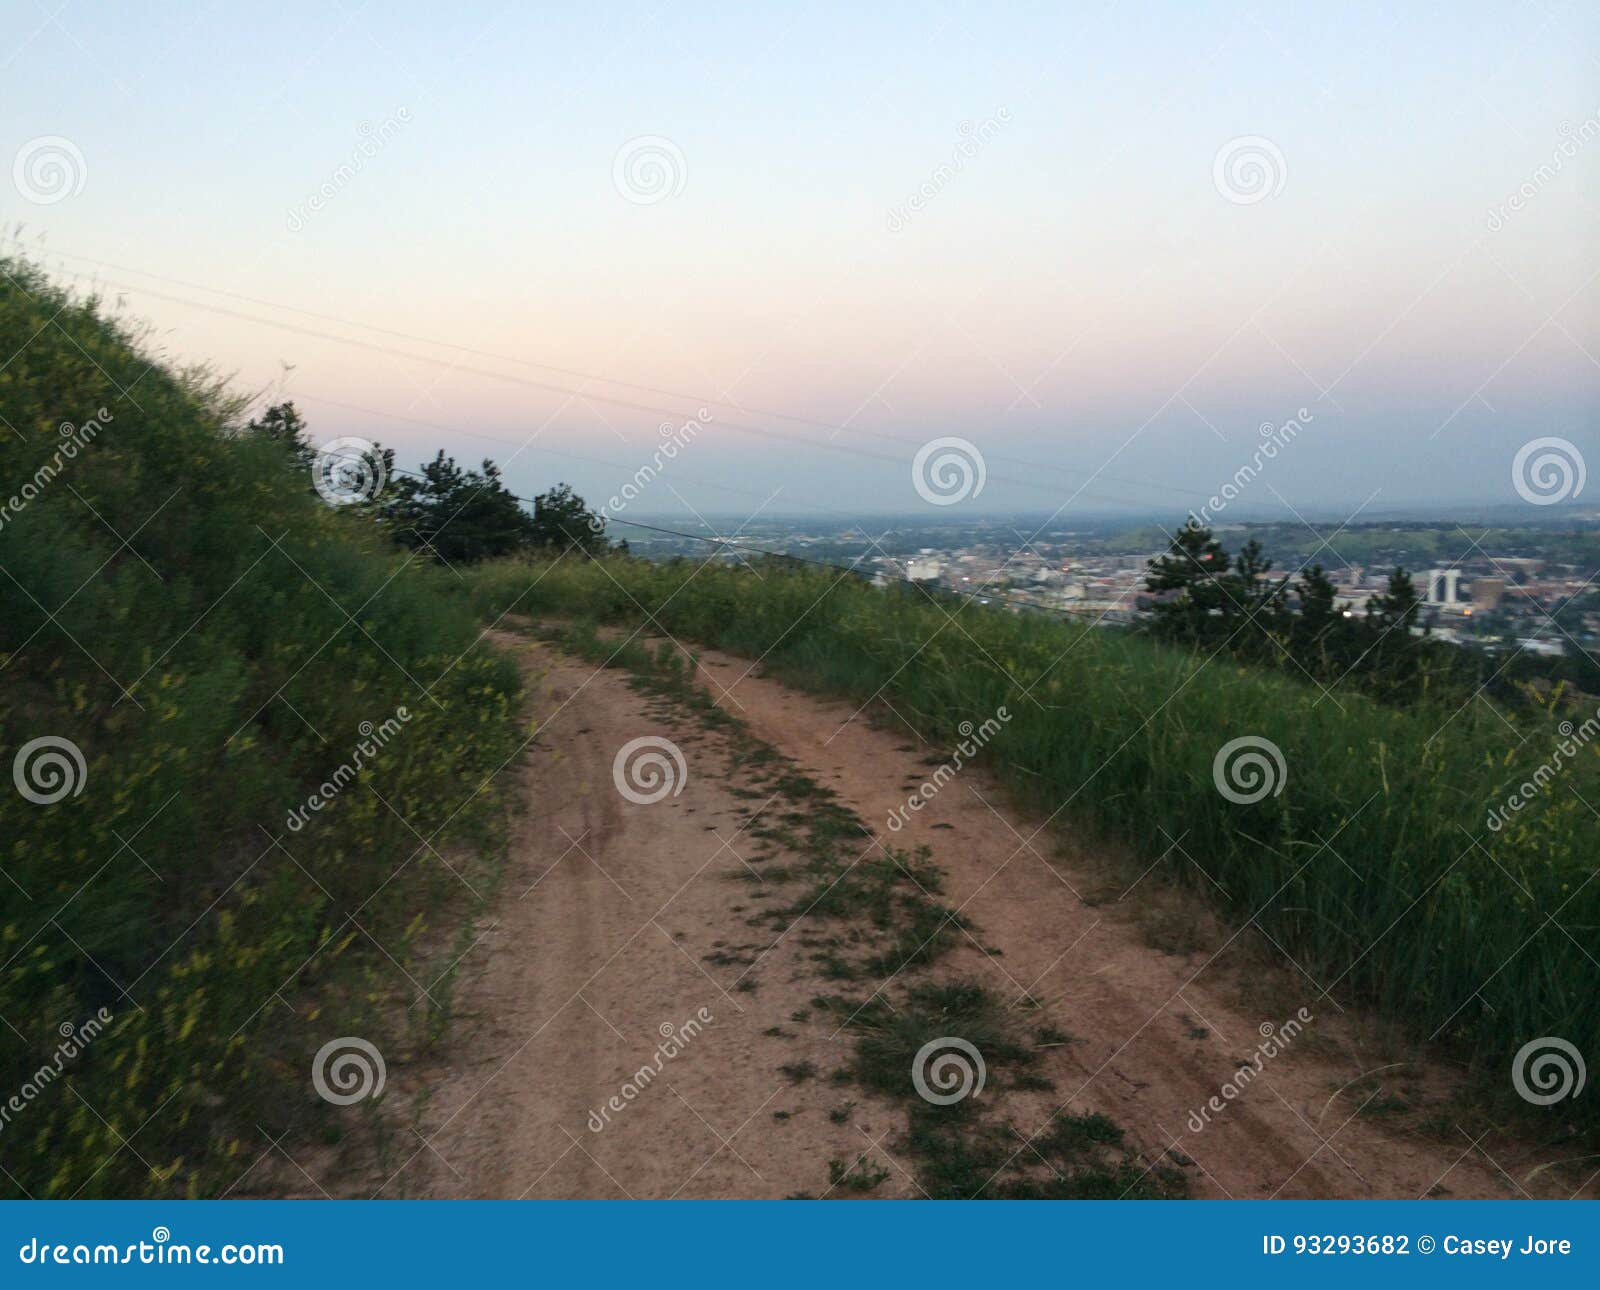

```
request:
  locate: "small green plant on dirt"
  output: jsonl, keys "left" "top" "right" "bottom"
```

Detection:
{"left": 827, "top": 1154, "right": 892, "bottom": 1193}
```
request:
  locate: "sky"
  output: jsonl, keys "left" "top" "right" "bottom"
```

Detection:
{"left": 5, "top": 0, "right": 1599, "bottom": 530}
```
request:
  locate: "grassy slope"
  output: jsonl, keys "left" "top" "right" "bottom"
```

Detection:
{"left": 0, "top": 263, "right": 521, "bottom": 1197}
{"left": 470, "top": 556, "right": 1599, "bottom": 1134}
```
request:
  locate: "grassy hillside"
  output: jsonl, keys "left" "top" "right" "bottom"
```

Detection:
{"left": 470, "top": 555, "right": 1600, "bottom": 1131}
{"left": 0, "top": 262, "right": 521, "bottom": 1197}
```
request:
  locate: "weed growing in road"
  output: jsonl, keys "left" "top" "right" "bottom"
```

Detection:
{"left": 527, "top": 616, "right": 1185, "bottom": 1199}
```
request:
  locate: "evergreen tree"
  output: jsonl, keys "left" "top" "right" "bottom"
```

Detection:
{"left": 529, "top": 483, "right": 611, "bottom": 556}
{"left": 246, "top": 401, "right": 315, "bottom": 474}
{"left": 1295, "top": 563, "right": 1338, "bottom": 632}
{"left": 1368, "top": 567, "right": 1422, "bottom": 634}
{"left": 383, "top": 452, "right": 535, "bottom": 564}
{"left": 1145, "top": 521, "right": 1233, "bottom": 639}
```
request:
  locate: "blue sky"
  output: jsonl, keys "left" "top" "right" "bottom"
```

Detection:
{"left": 5, "top": 1, "right": 1598, "bottom": 525}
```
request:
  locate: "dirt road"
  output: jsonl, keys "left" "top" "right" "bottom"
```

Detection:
{"left": 401, "top": 627, "right": 1588, "bottom": 1200}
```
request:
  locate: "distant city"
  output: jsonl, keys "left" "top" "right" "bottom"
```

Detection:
{"left": 614, "top": 512, "right": 1600, "bottom": 660}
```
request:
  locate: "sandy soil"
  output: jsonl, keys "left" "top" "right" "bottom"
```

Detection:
{"left": 400, "top": 632, "right": 913, "bottom": 1198}
{"left": 396, "top": 627, "right": 1594, "bottom": 1200}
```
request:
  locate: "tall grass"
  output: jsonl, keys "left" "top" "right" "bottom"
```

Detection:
{"left": 0, "top": 263, "right": 521, "bottom": 1197}
{"left": 470, "top": 555, "right": 1599, "bottom": 1124}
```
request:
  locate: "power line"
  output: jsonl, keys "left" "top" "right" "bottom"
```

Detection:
{"left": 296, "top": 390, "right": 868, "bottom": 524}
{"left": 42, "top": 246, "right": 1236, "bottom": 508}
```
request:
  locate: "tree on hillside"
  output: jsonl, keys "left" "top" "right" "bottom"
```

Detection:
{"left": 529, "top": 483, "right": 611, "bottom": 556}
{"left": 246, "top": 401, "right": 315, "bottom": 474}
{"left": 1145, "top": 521, "right": 1234, "bottom": 638}
{"left": 1295, "top": 563, "right": 1339, "bottom": 633}
{"left": 383, "top": 451, "right": 535, "bottom": 564}
{"left": 1232, "top": 537, "right": 1289, "bottom": 627}
{"left": 1367, "top": 567, "right": 1422, "bottom": 635}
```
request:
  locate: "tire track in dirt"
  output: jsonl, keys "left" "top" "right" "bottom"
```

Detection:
{"left": 672, "top": 642, "right": 1589, "bottom": 1201}
{"left": 403, "top": 631, "right": 917, "bottom": 1198}
{"left": 401, "top": 626, "right": 1589, "bottom": 1200}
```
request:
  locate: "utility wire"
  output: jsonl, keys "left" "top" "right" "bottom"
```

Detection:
{"left": 43, "top": 246, "right": 1246, "bottom": 509}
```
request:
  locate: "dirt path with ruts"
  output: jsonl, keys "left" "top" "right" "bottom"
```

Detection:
{"left": 400, "top": 626, "right": 1588, "bottom": 1200}
{"left": 404, "top": 631, "right": 910, "bottom": 1197}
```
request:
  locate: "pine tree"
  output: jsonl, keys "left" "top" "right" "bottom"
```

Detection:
{"left": 529, "top": 483, "right": 611, "bottom": 555}
{"left": 1368, "top": 567, "right": 1421, "bottom": 634}
{"left": 1145, "top": 521, "right": 1232, "bottom": 638}
{"left": 383, "top": 452, "right": 535, "bottom": 564}
{"left": 246, "top": 401, "right": 315, "bottom": 474}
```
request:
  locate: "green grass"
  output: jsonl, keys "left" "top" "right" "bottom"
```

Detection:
{"left": 467, "top": 554, "right": 1600, "bottom": 1132}
{"left": 815, "top": 982, "right": 1180, "bottom": 1198}
{"left": 827, "top": 1153, "right": 891, "bottom": 1193}
{"left": 0, "top": 263, "right": 521, "bottom": 1197}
